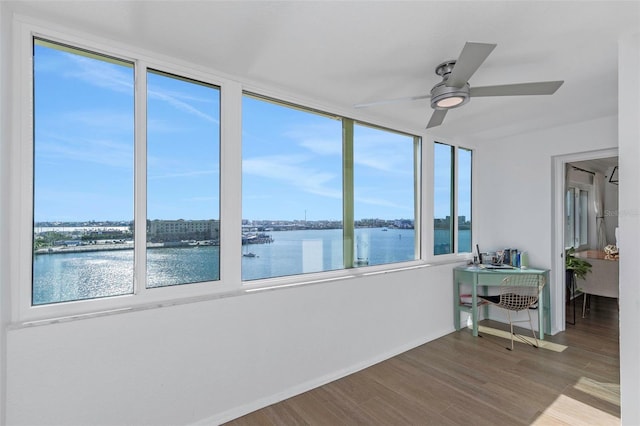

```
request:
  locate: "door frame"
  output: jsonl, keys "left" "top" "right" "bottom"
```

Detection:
{"left": 551, "top": 147, "right": 618, "bottom": 333}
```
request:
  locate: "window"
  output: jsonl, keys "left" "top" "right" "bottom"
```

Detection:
{"left": 241, "top": 94, "right": 344, "bottom": 280}
{"left": 433, "top": 142, "right": 472, "bottom": 255}
{"left": 33, "top": 39, "right": 135, "bottom": 305}
{"left": 31, "top": 37, "right": 221, "bottom": 307}
{"left": 146, "top": 70, "right": 220, "bottom": 288}
{"left": 25, "top": 31, "right": 420, "bottom": 315}
{"left": 457, "top": 148, "right": 472, "bottom": 253}
{"left": 353, "top": 123, "right": 418, "bottom": 266}
{"left": 433, "top": 143, "right": 453, "bottom": 255}
{"left": 242, "top": 94, "right": 420, "bottom": 280}
{"left": 565, "top": 187, "right": 588, "bottom": 248}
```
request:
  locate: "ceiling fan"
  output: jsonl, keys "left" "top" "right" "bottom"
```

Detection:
{"left": 354, "top": 42, "right": 564, "bottom": 129}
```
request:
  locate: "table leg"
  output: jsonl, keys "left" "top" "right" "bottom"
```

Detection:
{"left": 538, "top": 288, "right": 544, "bottom": 340}
{"left": 471, "top": 274, "right": 479, "bottom": 336}
{"left": 453, "top": 272, "right": 461, "bottom": 331}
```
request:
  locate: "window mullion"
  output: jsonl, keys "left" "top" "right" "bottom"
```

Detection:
{"left": 452, "top": 146, "right": 459, "bottom": 254}
{"left": 343, "top": 118, "right": 354, "bottom": 268}
{"left": 221, "top": 82, "right": 243, "bottom": 287}
{"left": 134, "top": 61, "right": 148, "bottom": 296}
{"left": 449, "top": 145, "right": 456, "bottom": 253}
{"left": 413, "top": 136, "right": 421, "bottom": 259}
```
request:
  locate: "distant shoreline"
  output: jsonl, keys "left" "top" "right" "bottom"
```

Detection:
{"left": 34, "top": 241, "right": 217, "bottom": 255}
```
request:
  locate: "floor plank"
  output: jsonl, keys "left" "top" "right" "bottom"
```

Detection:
{"left": 225, "top": 294, "right": 619, "bottom": 425}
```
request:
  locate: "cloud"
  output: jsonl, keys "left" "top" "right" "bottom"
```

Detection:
{"left": 60, "top": 110, "right": 133, "bottom": 132}
{"left": 290, "top": 122, "right": 414, "bottom": 175}
{"left": 37, "top": 133, "right": 132, "bottom": 169}
{"left": 65, "top": 53, "right": 133, "bottom": 95}
{"left": 298, "top": 138, "right": 342, "bottom": 156}
{"left": 60, "top": 51, "right": 218, "bottom": 124}
{"left": 148, "top": 86, "right": 219, "bottom": 124}
{"left": 243, "top": 154, "right": 341, "bottom": 199}
{"left": 285, "top": 122, "right": 343, "bottom": 157}
{"left": 243, "top": 122, "right": 415, "bottom": 213}
{"left": 147, "top": 118, "right": 187, "bottom": 134}
{"left": 353, "top": 138, "right": 413, "bottom": 175}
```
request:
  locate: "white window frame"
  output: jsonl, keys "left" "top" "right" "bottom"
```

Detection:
{"left": 11, "top": 18, "right": 427, "bottom": 324}
{"left": 428, "top": 139, "right": 475, "bottom": 261}
{"left": 565, "top": 185, "right": 590, "bottom": 250}
{"left": 12, "top": 19, "right": 242, "bottom": 323}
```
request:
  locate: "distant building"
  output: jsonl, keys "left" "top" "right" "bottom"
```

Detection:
{"left": 147, "top": 219, "right": 220, "bottom": 242}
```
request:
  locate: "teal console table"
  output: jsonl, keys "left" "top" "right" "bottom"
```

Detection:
{"left": 453, "top": 265, "right": 551, "bottom": 339}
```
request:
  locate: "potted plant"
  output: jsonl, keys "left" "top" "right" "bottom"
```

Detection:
{"left": 565, "top": 247, "right": 592, "bottom": 281}
{"left": 565, "top": 248, "right": 592, "bottom": 323}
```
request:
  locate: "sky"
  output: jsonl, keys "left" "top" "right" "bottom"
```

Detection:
{"left": 33, "top": 40, "right": 469, "bottom": 224}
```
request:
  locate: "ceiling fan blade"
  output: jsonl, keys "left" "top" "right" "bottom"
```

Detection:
{"left": 353, "top": 93, "right": 431, "bottom": 108}
{"left": 446, "top": 42, "right": 497, "bottom": 88}
{"left": 470, "top": 81, "right": 564, "bottom": 97}
{"left": 426, "top": 109, "right": 448, "bottom": 129}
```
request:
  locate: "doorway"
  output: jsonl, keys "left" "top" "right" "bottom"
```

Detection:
{"left": 551, "top": 148, "right": 618, "bottom": 332}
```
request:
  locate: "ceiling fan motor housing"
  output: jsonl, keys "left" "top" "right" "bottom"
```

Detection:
{"left": 430, "top": 80, "right": 470, "bottom": 110}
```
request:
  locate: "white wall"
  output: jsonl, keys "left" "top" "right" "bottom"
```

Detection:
{"left": 475, "top": 115, "right": 618, "bottom": 269}
{"left": 6, "top": 265, "right": 455, "bottom": 425}
{"left": 0, "top": 3, "right": 10, "bottom": 424}
{"left": 618, "top": 31, "right": 640, "bottom": 426}
{"left": 475, "top": 117, "right": 618, "bottom": 334}
{"left": 475, "top": 116, "right": 618, "bottom": 335}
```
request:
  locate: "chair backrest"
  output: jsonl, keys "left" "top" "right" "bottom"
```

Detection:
{"left": 499, "top": 274, "right": 546, "bottom": 311}
{"left": 576, "top": 258, "right": 618, "bottom": 299}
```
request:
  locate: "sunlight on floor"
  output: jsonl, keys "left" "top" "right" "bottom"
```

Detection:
{"left": 532, "top": 394, "right": 619, "bottom": 425}
{"left": 476, "top": 325, "right": 568, "bottom": 352}
{"left": 574, "top": 377, "right": 620, "bottom": 407}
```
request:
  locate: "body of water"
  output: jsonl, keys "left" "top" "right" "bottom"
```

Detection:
{"left": 33, "top": 227, "right": 471, "bottom": 305}
{"left": 434, "top": 228, "right": 472, "bottom": 255}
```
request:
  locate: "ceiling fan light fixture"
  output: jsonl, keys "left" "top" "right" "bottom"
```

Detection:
{"left": 436, "top": 96, "right": 465, "bottom": 108}
{"left": 430, "top": 82, "right": 470, "bottom": 110}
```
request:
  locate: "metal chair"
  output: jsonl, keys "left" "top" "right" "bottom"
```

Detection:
{"left": 479, "top": 274, "right": 546, "bottom": 350}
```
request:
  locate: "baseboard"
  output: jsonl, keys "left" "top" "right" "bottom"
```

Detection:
{"left": 190, "top": 327, "right": 454, "bottom": 425}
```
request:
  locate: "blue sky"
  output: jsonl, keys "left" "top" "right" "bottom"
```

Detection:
{"left": 34, "top": 43, "right": 135, "bottom": 222}
{"left": 433, "top": 143, "right": 472, "bottom": 222}
{"left": 33, "top": 40, "right": 468, "bottom": 224}
{"left": 242, "top": 97, "right": 417, "bottom": 221}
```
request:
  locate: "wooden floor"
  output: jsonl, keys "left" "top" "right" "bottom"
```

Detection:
{"left": 226, "top": 295, "right": 620, "bottom": 425}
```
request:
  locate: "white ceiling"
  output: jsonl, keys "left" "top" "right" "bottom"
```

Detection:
{"left": 6, "top": 1, "right": 640, "bottom": 141}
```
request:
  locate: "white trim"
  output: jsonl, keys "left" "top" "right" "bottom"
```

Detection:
{"left": 427, "top": 137, "right": 475, "bottom": 262}
{"left": 10, "top": 16, "right": 430, "bottom": 324}
{"left": 0, "top": 3, "right": 10, "bottom": 424}
{"left": 134, "top": 60, "right": 148, "bottom": 296}
{"left": 414, "top": 136, "right": 422, "bottom": 260}
{"left": 421, "top": 136, "right": 433, "bottom": 261}
{"left": 551, "top": 147, "right": 618, "bottom": 334}
{"left": 14, "top": 19, "right": 242, "bottom": 322}
{"left": 14, "top": 19, "right": 33, "bottom": 323}
{"left": 219, "top": 80, "right": 243, "bottom": 285}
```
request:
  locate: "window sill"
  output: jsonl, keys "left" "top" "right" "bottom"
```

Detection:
{"left": 10, "top": 259, "right": 463, "bottom": 330}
